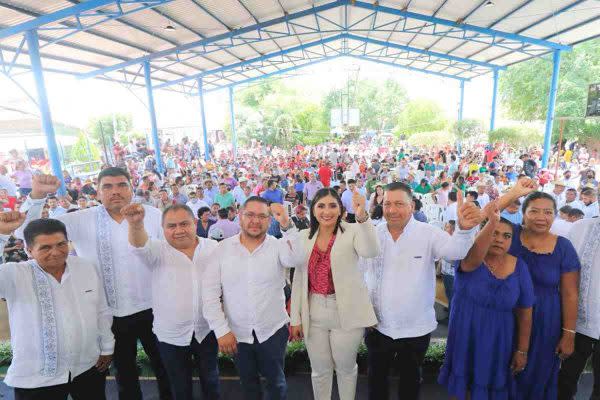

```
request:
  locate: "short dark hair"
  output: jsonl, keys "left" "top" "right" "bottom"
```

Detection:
{"left": 568, "top": 208, "right": 584, "bottom": 218}
{"left": 24, "top": 218, "right": 68, "bottom": 246}
{"left": 98, "top": 167, "right": 131, "bottom": 185}
{"left": 197, "top": 206, "right": 210, "bottom": 218}
{"left": 243, "top": 196, "right": 269, "bottom": 209}
{"left": 581, "top": 188, "right": 596, "bottom": 196}
{"left": 218, "top": 208, "right": 229, "bottom": 219}
{"left": 384, "top": 182, "right": 412, "bottom": 199}
{"left": 466, "top": 191, "right": 478, "bottom": 200}
{"left": 448, "top": 191, "right": 458, "bottom": 202}
{"left": 441, "top": 182, "right": 450, "bottom": 189}
{"left": 413, "top": 197, "right": 423, "bottom": 211}
{"left": 347, "top": 179, "right": 356, "bottom": 184}
{"left": 162, "top": 204, "right": 195, "bottom": 223}
{"left": 559, "top": 205, "right": 573, "bottom": 214}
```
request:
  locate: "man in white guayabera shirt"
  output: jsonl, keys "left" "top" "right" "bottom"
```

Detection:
{"left": 0, "top": 212, "right": 113, "bottom": 400}
{"left": 21, "top": 170, "right": 171, "bottom": 400}
{"left": 363, "top": 182, "right": 481, "bottom": 400}
{"left": 202, "top": 196, "right": 297, "bottom": 400}
{"left": 123, "top": 202, "right": 220, "bottom": 400}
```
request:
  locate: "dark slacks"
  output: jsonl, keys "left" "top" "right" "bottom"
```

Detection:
{"left": 366, "top": 329, "right": 431, "bottom": 400}
{"left": 558, "top": 332, "right": 600, "bottom": 400}
{"left": 111, "top": 308, "right": 171, "bottom": 400}
{"left": 14, "top": 366, "right": 106, "bottom": 400}
{"left": 234, "top": 324, "right": 288, "bottom": 400}
{"left": 157, "top": 332, "right": 220, "bottom": 400}
{"left": 442, "top": 273, "right": 455, "bottom": 313}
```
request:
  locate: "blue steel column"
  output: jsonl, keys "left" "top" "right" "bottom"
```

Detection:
{"left": 229, "top": 87, "right": 237, "bottom": 160}
{"left": 143, "top": 61, "right": 165, "bottom": 173}
{"left": 25, "top": 30, "right": 65, "bottom": 194}
{"left": 197, "top": 78, "right": 210, "bottom": 161}
{"left": 541, "top": 50, "right": 562, "bottom": 168}
{"left": 490, "top": 69, "right": 499, "bottom": 131}
{"left": 458, "top": 80, "right": 465, "bottom": 121}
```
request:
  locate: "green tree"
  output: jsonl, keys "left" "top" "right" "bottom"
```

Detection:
{"left": 489, "top": 126, "right": 544, "bottom": 147}
{"left": 321, "top": 79, "right": 408, "bottom": 131}
{"left": 407, "top": 130, "right": 455, "bottom": 147}
{"left": 499, "top": 38, "right": 600, "bottom": 140}
{"left": 87, "top": 113, "right": 133, "bottom": 145}
{"left": 68, "top": 133, "right": 101, "bottom": 163}
{"left": 395, "top": 99, "right": 447, "bottom": 136}
{"left": 451, "top": 119, "right": 485, "bottom": 141}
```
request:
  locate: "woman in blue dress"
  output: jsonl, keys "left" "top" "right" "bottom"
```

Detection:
{"left": 498, "top": 178, "right": 581, "bottom": 399}
{"left": 439, "top": 203, "right": 535, "bottom": 400}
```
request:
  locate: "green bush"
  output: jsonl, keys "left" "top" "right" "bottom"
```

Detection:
{"left": 407, "top": 131, "right": 455, "bottom": 147}
{"left": 489, "top": 126, "right": 543, "bottom": 147}
{"left": 0, "top": 339, "right": 448, "bottom": 372}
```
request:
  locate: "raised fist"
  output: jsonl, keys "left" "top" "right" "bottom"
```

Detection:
{"left": 269, "top": 203, "right": 290, "bottom": 227}
{"left": 0, "top": 211, "right": 26, "bottom": 235}
{"left": 352, "top": 190, "right": 366, "bottom": 219}
{"left": 31, "top": 174, "right": 61, "bottom": 199}
{"left": 120, "top": 203, "right": 145, "bottom": 227}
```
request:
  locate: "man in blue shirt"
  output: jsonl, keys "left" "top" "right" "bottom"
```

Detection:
{"left": 261, "top": 180, "right": 284, "bottom": 204}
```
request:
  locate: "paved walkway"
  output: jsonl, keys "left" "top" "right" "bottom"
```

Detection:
{"left": 0, "top": 373, "right": 595, "bottom": 399}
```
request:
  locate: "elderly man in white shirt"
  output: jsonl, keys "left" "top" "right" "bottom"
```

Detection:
{"left": 558, "top": 216, "right": 600, "bottom": 400}
{"left": 0, "top": 213, "right": 113, "bottom": 400}
{"left": 363, "top": 182, "right": 482, "bottom": 400}
{"left": 21, "top": 170, "right": 171, "bottom": 400}
{"left": 203, "top": 196, "right": 295, "bottom": 400}
{"left": 124, "top": 203, "right": 220, "bottom": 400}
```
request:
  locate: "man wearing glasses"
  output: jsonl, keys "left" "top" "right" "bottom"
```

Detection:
{"left": 202, "top": 196, "right": 296, "bottom": 400}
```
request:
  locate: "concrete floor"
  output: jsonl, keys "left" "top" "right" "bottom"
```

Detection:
{"left": 0, "top": 373, "right": 595, "bottom": 399}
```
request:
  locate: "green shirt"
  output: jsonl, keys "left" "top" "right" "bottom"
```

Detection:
{"left": 214, "top": 192, "right": 235, "bottom": 208}
{"left": 414, "top": 184, "right": 433, "bottom": 194}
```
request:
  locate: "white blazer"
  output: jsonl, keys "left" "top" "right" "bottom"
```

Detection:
{"left": 290, "top": 220, "right": 380, "bottom": 338}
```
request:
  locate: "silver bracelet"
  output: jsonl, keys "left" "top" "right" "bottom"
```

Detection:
{"left": 516, "top": 350, "right": 528, "bottom": 357}
{"left": 562, "top": 328, "right": 576, "bottom": 334}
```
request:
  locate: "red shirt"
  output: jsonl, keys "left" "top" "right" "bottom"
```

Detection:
{"left": 308, "top": 235, "right": 336, "bottom": 295}
{"left": 318, "top": 166, "right": 332, "bottom": 187}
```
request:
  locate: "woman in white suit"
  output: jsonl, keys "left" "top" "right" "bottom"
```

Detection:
{"left": 289, "top": 187, "right": 380, "bottom": 400}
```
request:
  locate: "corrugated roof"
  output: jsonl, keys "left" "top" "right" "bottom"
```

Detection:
{"left": 0, "top": 0, "right": 597, "bottom": 93}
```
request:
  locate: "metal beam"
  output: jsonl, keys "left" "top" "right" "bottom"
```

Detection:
{"left": 229, "top": 86, "right": 237, "bottom": 160}
{"left": 1, "top": 0, "right": 121, "bottom": 39}
{"left": 204, "top": 56, "right": 339, "bottom": 93}
{"left": 79, "top": 0, "right": 346, "bottom": 79}
{"left": 348, "top": 54, "right": 468, "bottom": 81}
{"left": 154, "top": 34, "right": 343, "bottom": 89}
{"left": 465, "top": 0, "right": 581, "bottom": 62}
{"left": 351, "top": 1, "right": 570, "bottom": 51}
{"left": 155, "top": 32, "right": 483, "bottom": 89}
{"left": 458, "top": 80, "right": 465, "bottom": 121}
{"left": 542, "top": 50, "right": 561, "bottom": 168}
{"left": 24, "top": 30, "right": 65, "bottom": 195}
{"left": 346, "top": 34, "right": 504, "bottom": 70}
{"left": 490, "top": 69, "right": 499, "bottom": 131}
{"left": 198, "top": 78, "right": 210, "bottom": 161}
{"left": 143, "top": 61, "right": 165, "bottom": 173}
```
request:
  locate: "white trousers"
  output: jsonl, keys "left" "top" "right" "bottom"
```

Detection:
{"left": 305, "top": 294, "right": 365, "bottom": 400}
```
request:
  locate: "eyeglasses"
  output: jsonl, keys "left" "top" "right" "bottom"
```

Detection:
{"left": 242, "top": 212, "right": 270, "bottom": 220}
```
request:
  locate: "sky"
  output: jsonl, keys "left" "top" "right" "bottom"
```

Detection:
{"left": 0, "top": 56, "right": 500, "bottom": 135}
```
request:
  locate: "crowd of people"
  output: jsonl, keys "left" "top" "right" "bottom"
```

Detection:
{"left": 0, "top": 136, "right": 598, "bottom": 400}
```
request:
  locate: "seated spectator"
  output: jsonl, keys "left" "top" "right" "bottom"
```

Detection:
{"left": 291, "top": 205, "right": 309, "bottom": 230}
{"left": 207, "top": 208, "right": 240, "bottom": 240}
{"left": 413, "top": 197, "right": 428, "bottom": 223}
{"left": 196, "top": 206, "right": 215, "bottom": 238}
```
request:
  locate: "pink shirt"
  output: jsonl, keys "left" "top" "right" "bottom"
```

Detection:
{"left": 308, "top": 235, "right": 336, "bottom": 295}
